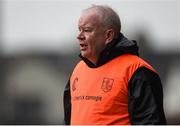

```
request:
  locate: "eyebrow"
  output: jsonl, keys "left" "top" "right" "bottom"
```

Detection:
{"left": 79, "top": 26, "right": 93, "bottom": 29}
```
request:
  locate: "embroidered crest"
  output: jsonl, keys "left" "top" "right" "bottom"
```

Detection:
{"left": 72, "top": 77, "right": 78, "bottom": 91}
{"left": 101, "top": 77, "right": 114, "bottom": 92}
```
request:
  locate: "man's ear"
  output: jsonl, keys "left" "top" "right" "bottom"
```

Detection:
{"left": 105, "top": 29, "right": 115, "bottom": 45}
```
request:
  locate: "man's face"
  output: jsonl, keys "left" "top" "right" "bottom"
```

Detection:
{"left": 77, "top": 10, "right": 107, "bottom": 63}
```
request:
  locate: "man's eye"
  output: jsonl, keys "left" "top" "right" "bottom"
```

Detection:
{"left": 84, "top": 29, "right": 91, "bottom": 32}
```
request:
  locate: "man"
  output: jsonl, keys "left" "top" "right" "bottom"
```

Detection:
{"left": 64, "top": 5, "right": 166, "bottom": 125}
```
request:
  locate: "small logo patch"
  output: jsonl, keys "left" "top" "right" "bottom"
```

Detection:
{"left": 72, "top": 77, "right": 78, "bottom": 91}
{"left": 101, "top": 78, "right": 114, "bottom": 92}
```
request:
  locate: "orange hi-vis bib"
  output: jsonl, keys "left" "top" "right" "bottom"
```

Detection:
{"left": 70, "top": 54, "right": 156, "bottom": 125}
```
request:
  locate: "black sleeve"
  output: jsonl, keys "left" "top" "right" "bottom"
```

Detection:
{"left": 63, "top": 79, "right": 71, "bottom": 125}
{"left": 128, "top": 67, "right": 166, "bottom": 125}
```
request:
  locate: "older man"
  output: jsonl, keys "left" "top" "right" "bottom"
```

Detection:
{"left": 63, "top": 5, "right": 166, "bottom": 125}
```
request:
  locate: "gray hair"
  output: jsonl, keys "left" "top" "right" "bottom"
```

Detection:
{"left": 83, "top": 5, "right": 121, "bottom": 38}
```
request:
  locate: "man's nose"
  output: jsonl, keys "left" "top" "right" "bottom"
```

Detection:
{"left": 77, "top": 31, "right": 85, "bottom": 40}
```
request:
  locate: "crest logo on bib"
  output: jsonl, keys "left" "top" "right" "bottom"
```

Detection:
{"left": 101, "top": 78, "right": 114, "bottom": 92}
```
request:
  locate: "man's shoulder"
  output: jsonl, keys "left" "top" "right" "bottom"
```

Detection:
{"left": 114, "top": 54, "right": 143, "bottom": 66}
{"left": 117, "top": 54, "right": 150, "bottom": 65}
{"left": 73, "top": 60, "right": 86, "bottom": 70}
{"left": 76, "top": 60, "right": 85, "bottom": 66}
{"left": 114, "top": 54, "right": 156, "bottom": 73}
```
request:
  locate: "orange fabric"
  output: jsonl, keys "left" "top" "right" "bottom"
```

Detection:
{"left": 70, "top": 54, "right": 156, "bottom": 125}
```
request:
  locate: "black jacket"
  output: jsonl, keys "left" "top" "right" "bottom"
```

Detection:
{"left": 63, "top": 33, "right": 166, "bottom": 125}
